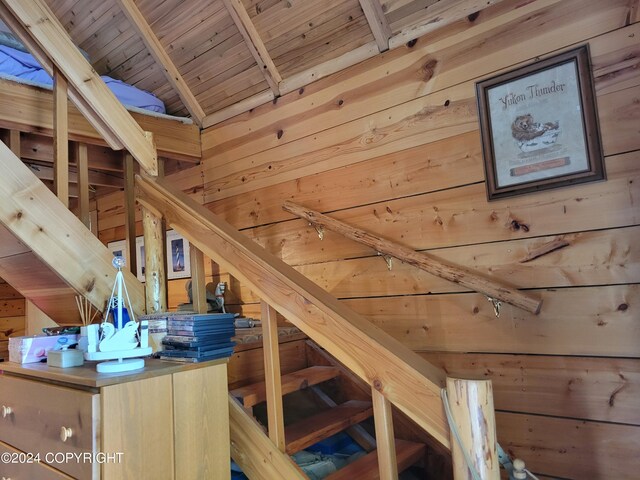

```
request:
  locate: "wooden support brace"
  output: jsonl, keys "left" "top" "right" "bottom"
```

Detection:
{"left": 222, "top": 0, "right": 281, "bottom": 96}
{"left": 53, "top": 68, "right": 69, "bottom": 208}
{"left": 372, "top": 388, "right": 399, "bottom": 480}
{"left": 114, "top": 0, "right": 205, "bottom": 126}
{"left": 7, "top": 130, "right": 20, "bottom": 157}
{"left": 76, "top": 143, "right": 90, "bottom": 228}
{"left": 359, "top": 0, "right": 392, "bottom": 52}
{"left": 261, "top": 301, "right": 286, "bottom": 452}
{"left": 124, "top": 153, "right": 138, "bottom": 275}
{"left": 142, "top": 206, "right": 167, "bottom": 313}
{"left": 445, "top": 378, "right": 499, "bottom": 480}
{"left": 189, "top": 245, "right": 208, "bottom": 314}
{"left": 283, "top": 202, "right": 542, "bottom": 315}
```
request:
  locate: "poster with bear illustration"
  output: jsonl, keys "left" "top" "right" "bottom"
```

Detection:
{"left": 476, "top": 46, "right": 604, "bottom": 200}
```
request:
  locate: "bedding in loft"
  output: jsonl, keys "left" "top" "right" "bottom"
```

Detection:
{"left": 0, "top": 44, "right": 166, "bottom": 114}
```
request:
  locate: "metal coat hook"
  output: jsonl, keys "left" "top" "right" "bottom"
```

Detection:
{"left": 377, "top": 252, "right": 393, "bottom": 271}
{"left": 308, "top": 222, "right": 324, "bottom": 240}
{"left": 487, "top": 296, "right": 502, "bottom": 317}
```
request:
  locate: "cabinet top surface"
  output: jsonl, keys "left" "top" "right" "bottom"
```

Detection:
{"left": 0, "top": 357, "right": 228, "bottom": 388}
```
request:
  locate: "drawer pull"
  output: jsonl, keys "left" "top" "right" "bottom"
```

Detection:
{"left": 1, "top": 405, "right": 11, "bottom": 418}
{"left": 60, "top": 426, "right": 73, "bottom": 442}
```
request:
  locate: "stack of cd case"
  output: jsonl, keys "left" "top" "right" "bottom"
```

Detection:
{"left": 159, "top": 313, "right": 236, "bottom": 363}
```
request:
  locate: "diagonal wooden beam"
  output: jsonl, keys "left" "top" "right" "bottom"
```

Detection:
{"left": 222, "top": 0, "right": 282, "bottom": 96}
{"left": 1, "top": 0, "right": 158, "bottom": 176}
{"left": 0, "top": 3, "right": 125, "bottom": 152}
{"left": 359, "top": 0, "right": 392, "bottom": 52}
{"left": 389, "top": 0, "right": 505, "bottom": 49}
{"left": 114, "top": 0, "right": 205, "bottom": 127}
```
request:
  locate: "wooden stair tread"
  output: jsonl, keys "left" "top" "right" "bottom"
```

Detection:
{"left": 285, "top": 400, "right": 373, "bottom": 454}
{"left": 326, "top": 439, "right": 426, "bottom": 480}
{"left": 230, "top": 366, "right": 340, "bottom": 407}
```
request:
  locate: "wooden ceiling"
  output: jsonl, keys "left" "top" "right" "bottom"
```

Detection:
{"left": 43, "top": 0, "right": 493, "bottom": 126}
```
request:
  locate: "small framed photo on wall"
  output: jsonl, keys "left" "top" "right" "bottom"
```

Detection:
{"left": 135, "top": 236, "right": 145, "bottom": 282}
{"left": 166, "top": 230, "right": 191, "bottom": 280}
{"left": 476, "top": 45, "right": 605, "bottom": 200}
{"left": 107, "top": 239, "right": 128, "bottom": 269}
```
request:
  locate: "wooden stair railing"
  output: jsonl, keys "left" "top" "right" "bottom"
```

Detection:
{"left": 283, "top": 201, "right": 542, "bottom": 315}
{"left": 137, "top": 175, "right": 502, "bottom": 479}
{"left": 136, "top": 174, "right": 450, "bottom": 448}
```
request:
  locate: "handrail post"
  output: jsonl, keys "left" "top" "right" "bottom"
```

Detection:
{"left": 371, "top": 388, "right": 398, "bottom": 479}
{"left": 76, "top": 142, "right": 90, "bottom": 228}
{"left": 446, "top": 378, "right": 499, "bottom": 480}
{"left": 261, "top": 300, "right": 286, "bottom": 452}
{"left": 124, "top": 153, "right": 138, "bottom": 275}
{"left": 189, "top": 245, "right": 208, "bottom": 313}
{"left": 142, "top": 207, "right": 167, "bottom": 313}
{"left": 53, "top": 67, "right": 69, "bottom": 207}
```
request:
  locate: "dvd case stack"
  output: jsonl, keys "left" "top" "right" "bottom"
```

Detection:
{"left": 159, "top": 313, "right": 236, "bottom": 363}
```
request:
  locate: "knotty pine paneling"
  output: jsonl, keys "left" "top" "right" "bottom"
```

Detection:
{"left": 242, "top": 151, "right": 639, "bottom": 266}
{"left": 201, "top": 0, "right": 633, "bottom": 183}
{"left": 94, "top": 1, "right": 640, "bottom": 476}
{"left": 421, "top": 352, "right": 640, "bottom": 425}
{"left": 235, "top": 285, "right": 637, "bottom": 357}
{"left": 496, "top": 412, "right": 640, "bottom": 479}
{"left": 196, "top": 225, "right": 639, "bottom": 306}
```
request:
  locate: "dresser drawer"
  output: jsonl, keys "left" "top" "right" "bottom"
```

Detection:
{"left": 0, "top": 375, "right": 99, "bottom": 479}
{"left": 0, "top": 440, "right": 73, "bottom": 479}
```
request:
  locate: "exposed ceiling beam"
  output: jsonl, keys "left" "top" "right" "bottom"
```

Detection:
{"left": 222, "top": 0, "right": 282, "bottom": 96}
{"left": 388, "top": 0, "right": 505, "bottom": 49}
{"left": 1, "top": 0, "right": 158, "bottom": 176}
{"left": 204, "top": 0, "right": 506, "bottom": 128}
{"left": 114, "top": 0, "right": 206, "bottom": 127}
{"left": 359, "top": 0, "right": 392, "bottom": 52}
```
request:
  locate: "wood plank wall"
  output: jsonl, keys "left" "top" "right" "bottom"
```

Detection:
{"left": 97, "top": 0, "right": 640, "bottom": 477}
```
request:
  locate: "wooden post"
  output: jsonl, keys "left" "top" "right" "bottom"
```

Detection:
{"left": 261, "top": 301, "right": 286, "bottom": 452}
{"left": 76, "top": 142, "right": 90, "bottom": 228}
{"left": 189, "top": 244, "right": 208, "bottom": 313}
{"left": 7, "top": 130, "right": 20, "bottom": 157}
{"left": 53, "top": 67, "right": 69, "bottom": 207}
{"left": 142, "top": 207, "right": 167, "bottom": 313}
{"left": 371, "top": 388, "right": 398, "bottom": 480}
{"left": 124, "top": 153, "right": 137, "bottom": 275}
{"left": 445, "top": 378, "right": 499, "bottom": 480}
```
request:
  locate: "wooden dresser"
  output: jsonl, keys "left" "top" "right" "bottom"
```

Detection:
{"left": 0, "top": 358, "right": 230, "bottom": 479}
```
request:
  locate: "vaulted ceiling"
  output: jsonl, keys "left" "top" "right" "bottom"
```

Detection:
{"left": 44, "top": 0, "right": 489, "bottom": 125}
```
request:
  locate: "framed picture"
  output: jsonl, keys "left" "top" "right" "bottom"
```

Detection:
{"left": 135, "top": 236, "right": 145, "bottom": 282}
{"left": 476, "top": 45, "right": 604, "bottom": 200}
{"left": 166, "top": 230, "right": 191, "bottom": 280}
{"left": 107, "top": 239, "right": 128, "bottom": 269}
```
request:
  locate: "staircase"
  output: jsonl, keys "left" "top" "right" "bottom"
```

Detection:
{"left": 0, "top": 3, "right": 503, "bottom": 479}
{"left": 231, "top": 343, "right": 429, "bottom": 478}
{"left": 0, "top": 141, "right": 145, "bottom": 324}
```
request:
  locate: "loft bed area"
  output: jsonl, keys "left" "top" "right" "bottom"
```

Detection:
{"left": 0, "top": 26, "right": 191, "bottom": 125}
